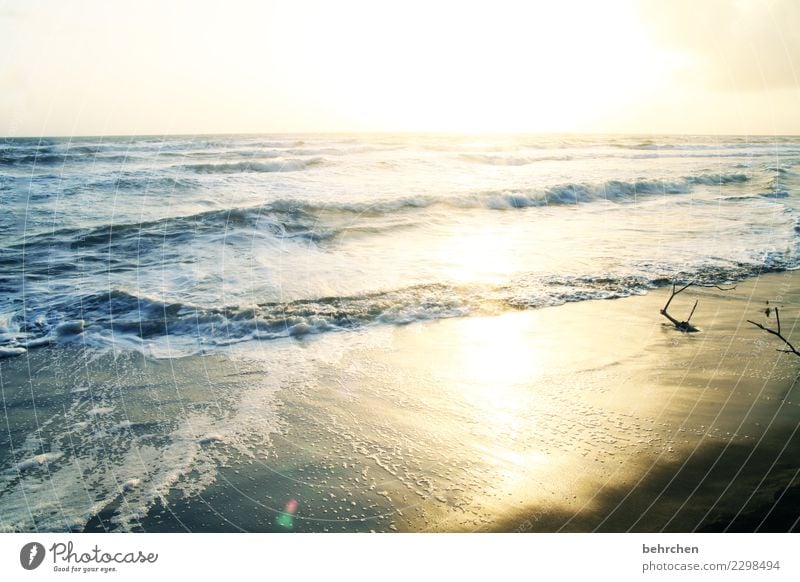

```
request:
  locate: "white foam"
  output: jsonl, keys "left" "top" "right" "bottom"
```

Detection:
{"left": 0, "top": 352, "right": 287, "bottom": 532}
{"left": 21, "top": 336, "right": 54, "bottom": 348}
{"left": 182, "top": 157, "right": 323, "bottom": 174}
{"left": 88, "top": 407, "right": 114, "bottom": 416}
{"left": 288, "top": 322, "right": 312, "bottom": 337}
{"left": 0, "top": 346, "right": 26, "bottom": 358}
{"left": 198, "top": 434, "right": 224, "bottom": 445}
{"left": 14, "top": 452, "right": 63, "bottom": 472}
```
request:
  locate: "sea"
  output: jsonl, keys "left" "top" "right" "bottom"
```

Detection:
{"left": 1, "top": 133, "right": 799, "bottom": 531}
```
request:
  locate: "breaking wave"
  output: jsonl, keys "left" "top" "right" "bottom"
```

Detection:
{"left": 2, "top": 258, "right": 795, "bottom": 358}
{"left": 180, "top": 157, "right": 324, "bottom": 174}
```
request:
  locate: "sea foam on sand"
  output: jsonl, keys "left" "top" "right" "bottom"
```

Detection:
{"left": 0, "top": 272, "right": 797, "bottom": 532}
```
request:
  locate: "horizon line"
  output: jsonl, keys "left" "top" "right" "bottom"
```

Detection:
{"left": 4, "top": 130, "right": 800, "bottom": 140}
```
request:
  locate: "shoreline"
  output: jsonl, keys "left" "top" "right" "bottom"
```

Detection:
{"left": 488, "top": 270, "right": 800, "bottom": 532}
{"left": 1, "top": 271, "right": 798, "bottom": 532}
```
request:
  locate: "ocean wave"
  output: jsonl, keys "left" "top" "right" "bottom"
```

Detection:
{"left": 286, "top": 145, "right": 390, "bottom": 156}
{"left": 612, "top": 140, "right": 800, "bottom": 152}
{"left": 459, "top": 153, "right": 573, "bottom": 165}
{"left": 0, "top": 284, "right": 478, "bottom": 354}
{"left": 760, "top": 190, "right": 789, "bottom": 199}
{"left": 0, "top": 141, "right": 125, "bottom": 166}
{"left": 65, "top": 172, "right": 201, "bottom": 194}
{"left": 0, "top": 149, "right": 147, "bottom": 167}
{"left": 686, "top": 173, "right": 749, "bottom": 185}
{"left": 10, "top": 204, "right": 327, "bottom": 256}
{"left": 470, "top": 174, "right": 743, "bottom": 209}
{"left": 0, "top": 151, "right": 70, "bottom": 166}
{"left": 718, "top": 195, "right": 757, "bottom": 202}
{"left": 8, "top": 172, "right": 756, "bottom": 253}
{"left": 180, "top": 157, "right": 324, "bottom": 174}
{"left": 764, "top": 166, "right": 797, "bottom": 176}
{"left": 3, "top": 259, "right": 793, "bottom": 357}
{"left": 157, "top": 148, "right": 283, "bottom": 160}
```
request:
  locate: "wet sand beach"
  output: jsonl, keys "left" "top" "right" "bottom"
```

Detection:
{"left": 2, "top": 272, "right": 797, "bottom": 532}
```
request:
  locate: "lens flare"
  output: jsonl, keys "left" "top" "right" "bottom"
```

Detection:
{"left": 276, "top": 498, "right": 299, "bottom": 530}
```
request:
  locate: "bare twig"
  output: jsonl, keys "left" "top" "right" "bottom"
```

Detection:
{"left": 660, "top": 283, "right": 699, "bottom": 332}
{"left": 660, "top": 281, "right": 736, "bottom": 333}
{"left": 748, "top": 307, "right": 800, "bottom": 357}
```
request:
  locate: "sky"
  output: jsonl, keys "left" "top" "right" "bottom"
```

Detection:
{"left": 1, "top": 0, "right": 799, "bottom": 136}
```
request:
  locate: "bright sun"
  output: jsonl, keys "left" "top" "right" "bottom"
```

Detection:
{"left": 13, "top": 0, "right": 797, "bottom": 136}
{"left": 267, "top": 0, "right": 673, "bottom": 132}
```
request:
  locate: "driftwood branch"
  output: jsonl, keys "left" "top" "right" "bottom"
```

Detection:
{"left": 748, "top": 307, "right": 800, "bottom": 357}
{"left": 660, "top": 282, "right": 736, "bottom": 333}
